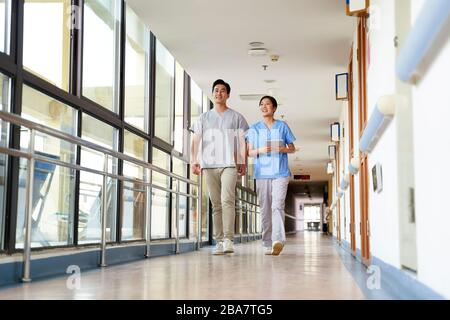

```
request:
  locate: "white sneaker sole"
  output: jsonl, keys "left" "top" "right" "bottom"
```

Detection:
{"left": 272, "top": 242, "right": 284, "bottom": 256}
{"left": 213, "top": 251, "right": 225, "bottom": 255}
{"left": 223, "top": 249, "right": 234, "bottom": 254}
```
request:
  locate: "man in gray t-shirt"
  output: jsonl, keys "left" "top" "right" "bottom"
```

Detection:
{"left": 191, "top": 79, "right": 249, "bottom": 255}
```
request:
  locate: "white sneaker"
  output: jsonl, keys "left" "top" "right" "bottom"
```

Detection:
{"left": 213, "top": 242, "right": 224, "bottom": 255}
{"left": 223, "top": 239, "right": 234, "bottom": 253}
{"left": 264, "top": 247, "right": 272, "bottom": 255}
{"left": 271, "top": 241, "right": 284, "bottom": 256}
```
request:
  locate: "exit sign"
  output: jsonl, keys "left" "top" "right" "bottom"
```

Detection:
{"left": 294, "top": 175, "right": 310, "bottom": 180}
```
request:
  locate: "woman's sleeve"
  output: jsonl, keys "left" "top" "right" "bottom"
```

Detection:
{"left": 284, "top": 123, "right": 296, "bottom": 144}
{"left": 246, "top": 127, "right": 256, "bottom": 146}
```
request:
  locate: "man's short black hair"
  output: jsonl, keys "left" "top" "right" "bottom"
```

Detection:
{"left": 212, "top": 79, "right": 231, "bottom": 94}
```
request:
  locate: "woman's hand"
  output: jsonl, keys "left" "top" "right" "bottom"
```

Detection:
{"left": 257, "top": 146, "right": 272, "bottom": 155}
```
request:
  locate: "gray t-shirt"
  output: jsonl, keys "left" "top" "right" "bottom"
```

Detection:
{"left": 192, "top": 108, "right": 249, "bottom": 169}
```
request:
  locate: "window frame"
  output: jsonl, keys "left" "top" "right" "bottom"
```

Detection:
{"left": 0, "top": 0, "right": 203, "bottom": 253}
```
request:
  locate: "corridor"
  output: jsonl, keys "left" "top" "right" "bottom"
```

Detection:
{"left": 0, "top": 0, "right": 449, "bottom": 301}
{"left": 0, "top": 233, "right": 364, "bottom": 300}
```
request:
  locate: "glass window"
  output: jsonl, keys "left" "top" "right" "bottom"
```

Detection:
{"left": 190, "top": 79, "right": 202, "bottom": 127}
{"left": 124, "top": 4, "right": 149, "bottom": 132}
{"left": 0, "top": 72, "right": 10, "bottom": 250}
{"left": 154, "top": 40, "right": 174, "bottom": 144}
{"left": 151, "top": 147, "right": 170, "bottom": 239}
{"left": 201, "top": 174, "right": 208, "bottom": 241}
{"left": 203, "top": 93, "right": 210, "bottom": 112}
{"left": 187, "top": 168, "right": 208, "bottom": 240}
{"left": 0, "top": 0, "right": 11, "bottom": 53}
{"left": 174, "top": 62, "right": 184, "bottom": 153}
{"left": 172, "top": 157, "right": 187, "bottom": 238}
{"left": 242, "top": 192, "right": 247, "bottom": 233}
{"left": 16, "top": 85, "right": 77, "bottom": 248}
{"left": 79, "top": 114, "right": 118, "bottom": 244}
{"left": 123, "top": 129, "right": 147, "bottom": 178}
{"left": 83, "top": 0, "right": 121, "bottom": 112}
{"left": 23, "top": 0, "right": 71, "bottom": 91}
{"left": 304, "top": 205, "right": 321, "bottom": 230}
{"left": 189, "top": 183, "right": 198, "bottom": 240}
{"left": 247, "top": 158, "right": 254, "bottom": 190}
{"left": 122, "top": 130, "right": 147, "bottom": 241}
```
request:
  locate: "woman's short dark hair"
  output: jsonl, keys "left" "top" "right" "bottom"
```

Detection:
{"left": 212, "top": 79, "right": 231, "bottom": 94}
{"left": 259, "top": 95, "right": 278, "bottom": 108}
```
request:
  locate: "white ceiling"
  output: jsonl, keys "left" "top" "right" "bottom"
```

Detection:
{"left": 128, "top": 0, "right": 355, "bottom": 181}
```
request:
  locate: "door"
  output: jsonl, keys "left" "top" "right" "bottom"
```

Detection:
{"left": 357, "top": 17, "right": 371, "bottom": 265}
{"left": 348, "top": 51, "right": 357, "bottom": 256}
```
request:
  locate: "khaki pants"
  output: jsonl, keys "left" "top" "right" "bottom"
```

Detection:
{"left": 203, "top": 167, "right": 237, "bottom": 242}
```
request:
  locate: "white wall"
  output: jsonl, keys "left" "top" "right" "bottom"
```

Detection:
{"left": 365, "top": 0, "right": 401, "bottom": 268}
{"left": 410, "top": 0, "right": 450, "bottom": 299}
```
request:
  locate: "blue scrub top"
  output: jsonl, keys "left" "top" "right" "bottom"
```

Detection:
{"left": 246, "top": 120, "right": 296, "bottom": 179}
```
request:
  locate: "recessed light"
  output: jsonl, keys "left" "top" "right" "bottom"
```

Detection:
{"left": 249, "top": 41, "right": 265, "bottom": 47}
{"left": 248, "top": 48, "right": 268, "bottom": 57}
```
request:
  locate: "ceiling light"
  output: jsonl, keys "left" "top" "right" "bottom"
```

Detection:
{"left": 248, "top": 48, "right": 268, "bottom": 57}
{"left": 239, "top": 94, "right": 265, "bottom": 101}
{"left": 264, "top": 79, "right": 276, "bottom": 83}
{"left": 249, "top": 41, "right": 265, "bottom": 47}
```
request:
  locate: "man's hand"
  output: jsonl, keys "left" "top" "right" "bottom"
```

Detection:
{"left": 191, "top": 163, "right": 201, "bottom": 175}
{"left": 237, "top": 164, "right": 247, "bottom": 176}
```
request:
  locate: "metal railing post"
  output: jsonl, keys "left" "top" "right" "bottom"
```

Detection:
{"left": 175, "top": 179, "right": 180, "bottom": 254}
{"left": 240, "top": 200, "right": 243, "bottom": 244}
{"left": 99, "top": 154, "right": 108, "bottom": 267}
{"left": 197, "top": 172, "right": 202, "bottom": 249}
{"left": 22, "top": 129, "right": 35, "bottom": 283}
{"left": 145, "top": 168, "right": 152, "bottom": 258}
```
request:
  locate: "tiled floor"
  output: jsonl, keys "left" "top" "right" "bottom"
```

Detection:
{"left": 0, "top": 233, "right": 365, "bottom": 299}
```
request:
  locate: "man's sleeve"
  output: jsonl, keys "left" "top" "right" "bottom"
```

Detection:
{"left": 239, "top": 114, "right": 250, "bottom": 133}
{"left": 191, "top": 115, "right": 203, "bottom": 135}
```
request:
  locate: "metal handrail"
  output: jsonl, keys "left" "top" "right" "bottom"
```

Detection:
{"left": 0, "top": 110, "right": 202, "bottom": 282}
{"left": 0, "top": 111, "right": 197, "bottom": 186}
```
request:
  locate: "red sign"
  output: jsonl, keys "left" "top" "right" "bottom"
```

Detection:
{"left": 294, "top": 175, "right": 310, "bottom": 180}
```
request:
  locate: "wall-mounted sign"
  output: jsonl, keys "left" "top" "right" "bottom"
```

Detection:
{"left": 328, "top": 145, "right": 336, "bottom": 160}
{"left": 346, "top": 0, "right": 370, "bottom": 17}
{"left": 372, "top": 162, "right": 383, "bottom": 193}
{"left": 335, "top": 73, "right": 349, "bottom": 100}
{"left": 326, "top": 162, "right": 334, "bottom": 175}
{"left": 330, "top": 122, "right": 340, "bottom": 142}
{"left": 294, "top": 175, "right": 310, "bottom": 181}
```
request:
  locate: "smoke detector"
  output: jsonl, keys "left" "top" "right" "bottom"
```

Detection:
{"left": 248, "top": 48, "right": 268, "bottom": 57}
{"left": 270, "top": 55, "right": 280, "bottom": 62}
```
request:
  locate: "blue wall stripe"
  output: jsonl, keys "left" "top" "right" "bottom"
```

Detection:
{"left": 1, "top": 242, "right": 191, "bottom": 287}
{"left": 371, "top": 256, "right": 445, "bottom": 300}
{"left": 335, "top": 242, "right": 446, "bottom": 299}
